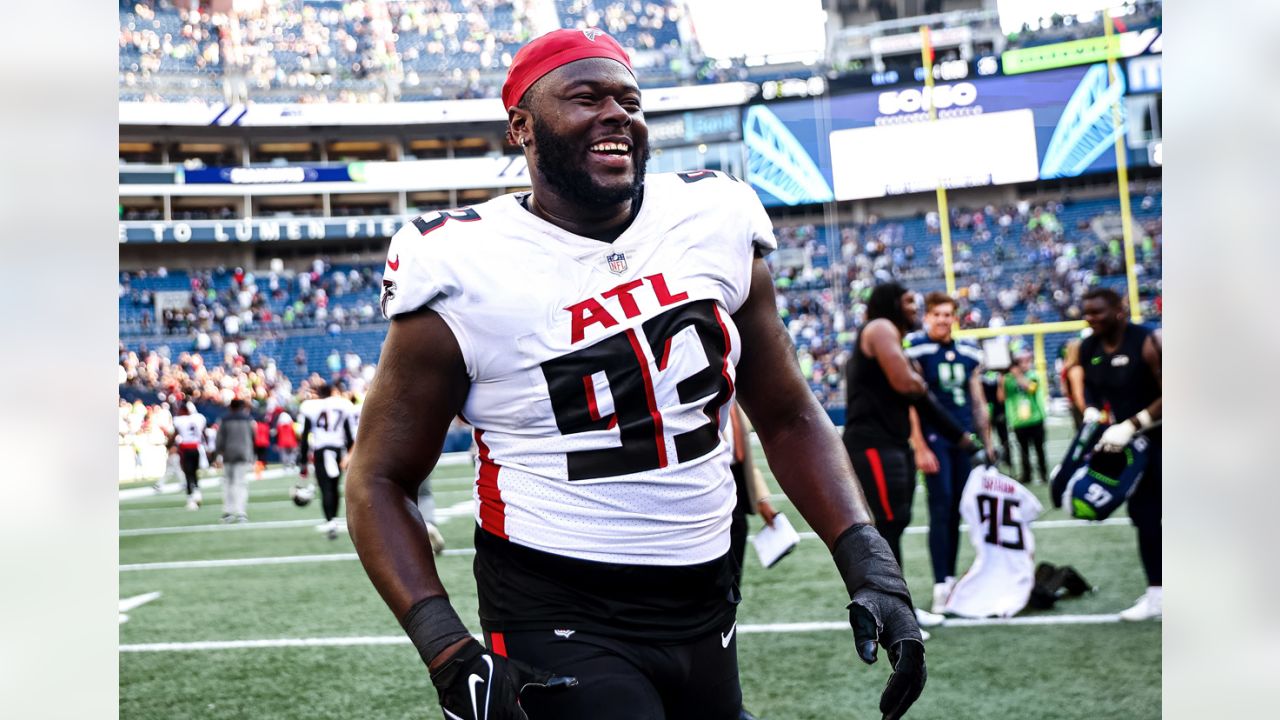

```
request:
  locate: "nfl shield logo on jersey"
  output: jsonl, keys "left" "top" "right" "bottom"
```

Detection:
{"left": 606, "top": 251, "right": 627, "bottom": 275}
{"left": 582, "top": 28, "right": 603, "bottom": 41}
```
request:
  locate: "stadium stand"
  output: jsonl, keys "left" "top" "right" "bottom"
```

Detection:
{"left": 120, "top": 0, "right": 1160, "bottom": 103}
{"left": 119, "top": 192, "right": 1161, "bottom": 413}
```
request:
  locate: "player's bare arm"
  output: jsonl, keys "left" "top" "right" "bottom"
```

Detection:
{"left": 861, "top": 319, "right": 928, "bottom": 397}
{"left": 908, "top": 407, "right": 940, "bottom": 474}
{"left": 732, "top": 257, "right": 873, "bottom": 548}
{"left": 345, "top": 308, "right": 471, "bottom": 667}
{"left": 968, "top": 366, "right": 994, "bottom": 454}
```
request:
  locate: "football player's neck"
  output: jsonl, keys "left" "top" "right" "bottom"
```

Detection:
{"left": 527, "top": 186, "right": 638, "bottom": 243}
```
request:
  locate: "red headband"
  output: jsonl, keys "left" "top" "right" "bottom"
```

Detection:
{"left": 501, "top": 28, "right": 634, "bottom": 110}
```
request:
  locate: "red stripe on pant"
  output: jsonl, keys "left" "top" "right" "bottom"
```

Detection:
{"left": 473, "top": 430, "right": 508, "bottom": 539}
{"left": 865, "top": 448, "right": 894, "bottom": 522}
{"left": 489, "top": 632, "right": 507, "bottom": 658}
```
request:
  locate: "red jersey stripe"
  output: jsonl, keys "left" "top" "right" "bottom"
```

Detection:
{"left": 625, "top": 328, "right": 667, "bottom": 468}
{"left": 473, "top": 429, "right": 508, "bottom": 539}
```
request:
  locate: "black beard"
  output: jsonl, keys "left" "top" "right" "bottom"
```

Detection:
{"left": 533, "top": 121, "right": 649, "bottom": 209}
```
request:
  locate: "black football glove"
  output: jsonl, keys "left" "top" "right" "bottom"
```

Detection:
{"left": 834, "top": 524, "right": 927, "bottom": 720}
{"left": 429, "top": 639, "right": 577, "bottom": 720}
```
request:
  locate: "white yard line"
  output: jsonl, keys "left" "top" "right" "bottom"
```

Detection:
{"left": 120, "top": 500, "right": 475, "bottom": 537}
{"left": 121, "top": 515, "right": 1126, "bottom": 571}
{"left": 121, "top": 548, "right": 474, "bottom": 572}
{"left": 119, "top": 452, "right": 475, "bottom": 502}
{"left": 120, "top": 614, "right": 1131, "bottom": 653}
{"left": 121, "top": 509, "right": 1128, "bottom": 538}
{"left": 119, "top": 591, "right": 162, "bottom": 625}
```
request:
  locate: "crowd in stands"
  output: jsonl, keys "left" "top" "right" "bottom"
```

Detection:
{"left": 119, "top": 0, "right": 692, "bottom": 104}
{"left": 119, "top": 260, "right": 383, "bottom": 337}
{"left": 119, "top": 192, "right": 1161, "bottom": 414}
{"left": 120, "top": 0, "right": 1160, "bottom": 104}
{"left": 1006, "top": 0, "right": 1161, "bottom": 49}
{"left": 767, "top": 190, "right": 1163, "bottom": 407}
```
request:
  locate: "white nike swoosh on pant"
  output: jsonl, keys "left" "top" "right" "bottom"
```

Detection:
{"left": 721, "top": 622, "right": 737, "bottom": 648}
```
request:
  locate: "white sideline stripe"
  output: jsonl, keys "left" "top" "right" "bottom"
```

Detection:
{"left": 119, "top": 591, "right": 162, "bottom": 612}
{"left": 119, "top": 451, "right": 475, "bottom": 502}
{"left": 122, "top": 548, "right": 474, "bottom": 572}
{"left": 121, "top": 519, "right": 326, "bottom": 536}
{"left": 793, "top": 516, "right": 1130, "bottom": 541}
{"left": 120, "top": 500, "right": 475, "bottom": 537}
{"left": 119, "top": 614, "right": 1127, "bottom": 652}
{"left": 119, "top": 510, "right": 1125, "bottom": 538}
{"left": 121, "top": 515, "right": 1127, "bottom": 566}
{"left": 119, "top": 468, "right": 291, "bottom": 501}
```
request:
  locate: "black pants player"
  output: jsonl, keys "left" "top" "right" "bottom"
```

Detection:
{"left": 313, "top": 447, "right": 344, "bottom": 524}
{"left": 179, "top": 446, "right": 201, "bottom": 497}
{"left": 1080, "top": 288, "right": 1162, "bottom": 621}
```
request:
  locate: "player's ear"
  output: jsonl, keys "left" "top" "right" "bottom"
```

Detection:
{"left": 507, "top": 106, "right": 531, "bottom": 148}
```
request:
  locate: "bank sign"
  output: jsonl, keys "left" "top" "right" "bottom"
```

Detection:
{"left": 119, "top": 215, "right": 411, "bottom": 244}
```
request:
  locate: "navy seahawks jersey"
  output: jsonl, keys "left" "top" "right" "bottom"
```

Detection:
{"left": 905, "top": 331, "right": 984, "bottom": 434}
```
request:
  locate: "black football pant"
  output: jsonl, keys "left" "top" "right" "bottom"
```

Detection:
{"left": 179, "top": 448, "right": 201, "bottom": 496}
{"left": 1128, "top": 441, "right": 1162, "bottom": 586}
{"left": 847, "top": 444, "right": 915, "bottom": 567}
{"left": 314, "top": 447, "right": 343, "bottom": 522}
{"left": 729, "top": 489, "right": 748, "bottom": 590}
{"left": 1013, "top": 422, "right": 1048, "bottom": 484}
{"left": 485, "top": 624, "right": 742, "bottom": 720}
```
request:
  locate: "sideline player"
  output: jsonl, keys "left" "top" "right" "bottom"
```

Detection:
{"left": 1079, "top": 288, "right": 1162, "bottom": 621}
{"left": 347, "top": 29, "right": 926, "bottom": 720}
{"left": 171, "top": 401, "right": 207, "bottom": 510}
{"left": 275, "top": 407, "right": 299, "bottom": 472}
{"left": 905, "top": 292, "right": 994, "bottom": 614}
{"left": 299, "top": 383, "right": 354, "bottom": 540}
{"left": 843, "top": 284, "right": 973, "bottom": 630}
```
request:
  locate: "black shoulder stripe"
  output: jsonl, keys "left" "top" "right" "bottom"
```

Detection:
{"left": 413, "top": 207, "right": 482, "bottom": 236}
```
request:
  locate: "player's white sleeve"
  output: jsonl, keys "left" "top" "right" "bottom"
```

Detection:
{"left": 738, "top": 179, "right": 777, "bottom": 258}
{"left": 380, "top": 222, "right": 459, "bottom": 320}
{"left": 379, "top": 219, "right": 477, "bottom": 378}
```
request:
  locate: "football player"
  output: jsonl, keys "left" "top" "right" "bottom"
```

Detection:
{"left": 347, "top": 29, "right": 926, "bottom": 720}
{"left": 1079, "top": 288, "right": 1162, "bottom": 620}
{"left": 171, "top": 401, "right": 207, "bottom": 510}
{"left": 299, "top": 383, "right": 354, "bottom": 540}
{"left": 905, "top": 292, "right": 995, "bottom": 615}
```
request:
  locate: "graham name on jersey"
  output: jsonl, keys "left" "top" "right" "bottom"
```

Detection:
{"left": 982, "top": 474, "right": 1019, "bottom": 495}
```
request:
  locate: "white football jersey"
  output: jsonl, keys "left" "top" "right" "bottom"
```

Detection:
{"left": 348, "top": 400, "right": 362, "bottom": 438}
{"left": 173, "top": 413, "right": 207, "bottom": 448}
{"left": 381, "top": 171, "right": 776, "bottom": 565}
{"left": 945, "top": 466, "right": 1043, "bottom": 618}
{"left": 300, "top": 396, "right": 353, "bottom": 449}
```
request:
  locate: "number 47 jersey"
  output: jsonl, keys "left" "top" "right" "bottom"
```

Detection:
{"left": 945, "top": 466, "right": 1044, "bottom": 618}
{"left": 381, "top": 171, "right": 777, "bottom": 567}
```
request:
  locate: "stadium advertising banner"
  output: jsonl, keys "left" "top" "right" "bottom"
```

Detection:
{"left": 119, "top": 216, "right": 411, "bottom": 244}
{"left": 745, "top": 63, "right": 1138, "bottom": 206}
{"left": 180, "top": 165, "right": 354, "bottom": 184}
{"left": 120, "top": 156, "right": 530, "bottom": 196}
{"left": 645, "top": 108, "right": 741, "bottom": 148}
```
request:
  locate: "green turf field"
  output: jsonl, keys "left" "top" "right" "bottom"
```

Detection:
{"left": 119, "top": 420, "right": 1160, "bottom": 719}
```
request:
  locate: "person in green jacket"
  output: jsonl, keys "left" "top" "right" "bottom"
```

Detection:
{"left": 998, "top": 351, "right": 1048, "bottom": 484}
